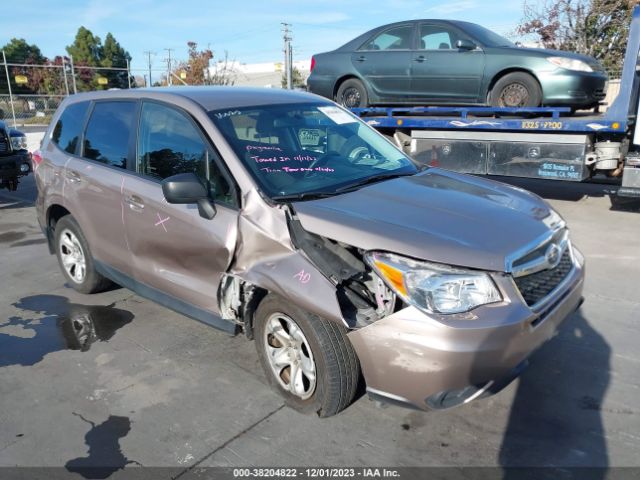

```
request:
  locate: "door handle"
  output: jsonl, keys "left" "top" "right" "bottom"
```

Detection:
{"left": 124, "top": 195, "right": 145, "bottom": 211}
{"left": 356, "top": 55, "right": 367, "bottom": 62}
{"left": 65, "top": 171, "right": 82, "bottom": 183}
{"left": 413, "top": 55, "right": 426, "bottom": 62}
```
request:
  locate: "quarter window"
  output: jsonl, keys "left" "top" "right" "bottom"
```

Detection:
{"left": 83, "top": 101, "right": 136, "bottom": 168}
{"left": 52, "top": 101, "right": 90, "bottom": 154}
{"left": 137, "top": 102, "right": 234, "bottom": 205}
{"left": 362, "top": 25, "right": 414, "bottom": 51}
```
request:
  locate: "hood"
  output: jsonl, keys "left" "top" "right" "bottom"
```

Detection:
{"left": 293, "top": 169, "right": 556, "bottom": 272}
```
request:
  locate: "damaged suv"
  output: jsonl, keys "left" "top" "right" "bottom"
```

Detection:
{"left": 35, "top": 87, "right": 584, "bottom": 416}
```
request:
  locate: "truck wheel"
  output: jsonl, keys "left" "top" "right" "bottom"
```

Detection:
{"left": 54, "top": 215, "right": 111, "bottom": 294}
{"left": 254, "top": 295, "right": 360, "bottom": 417}
{"left": 489, "top": 72, "right": 542, "bottom": 107}
{"left": 336, "top": 78, "right": 369, "bottom": 108}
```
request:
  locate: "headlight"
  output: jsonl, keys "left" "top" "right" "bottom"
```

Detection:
{"left": 10, "top": 136, "right": 27, "bottom": 151}
{"left": 366, "top": 252, "right": 502, "bottom": 315}
{"left": 547, "top": 57, "right": 593, "bottom": 72}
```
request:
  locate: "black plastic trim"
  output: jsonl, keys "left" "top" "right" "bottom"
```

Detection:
{"left": 94, "top": 260, "right": 239, "bottom": 335}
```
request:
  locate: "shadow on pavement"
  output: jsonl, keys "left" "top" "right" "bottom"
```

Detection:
{"left": 498, "top": 309, "right": 610, "bottom": 477}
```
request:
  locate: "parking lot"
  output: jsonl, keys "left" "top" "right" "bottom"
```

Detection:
{"left": 0, "top": 173, "right": 639, "bottom": 475}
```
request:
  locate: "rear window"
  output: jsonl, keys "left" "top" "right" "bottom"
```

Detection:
{"left": 52, "top": 101, "right": 90, "bottom": 154}
{"left": 82, "top": 101, "right": 137, "bottom": 169}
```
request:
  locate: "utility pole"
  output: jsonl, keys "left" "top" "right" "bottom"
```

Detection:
{"left": 281, "top": 23, "right": 292, "bottom": 89}
{"left": 164, "top": 48, "right": 173, "bottom": 86}
{"left": 144, "top": 50, "right": 155, "bottom": 87}
{"left": 69, "top": 55, "right": 78, "bottom": 94}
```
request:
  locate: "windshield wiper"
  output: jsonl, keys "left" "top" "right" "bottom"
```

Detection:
{"left": 334, "top": 172, "right": 413, "bottom": 193}
{"left": 271, "top": 191, "right": 338, "bottom": 202}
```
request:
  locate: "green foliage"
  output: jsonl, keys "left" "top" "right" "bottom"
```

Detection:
{"left": 100, "top": 33, "right": 132, "bottom": 89}
{"left": 2, "top": 38, "right": 45, "bottom": 63}
{"left": 281, "top": 66, "right": 306, "bottom": 89}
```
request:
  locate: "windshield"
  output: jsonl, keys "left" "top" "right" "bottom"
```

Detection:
{"left": 461, "top": 23, "right": 514, "bottom": 48}
{"left": 209, "top": 103, "right": 417, "bottom": 199}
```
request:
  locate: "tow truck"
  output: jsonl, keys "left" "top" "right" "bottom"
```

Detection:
{"left": 353, "top": 5, "right": 640, "bottom": 199}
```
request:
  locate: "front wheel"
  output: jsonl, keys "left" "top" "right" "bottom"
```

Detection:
{"left": 254, "top": 295, "right": 360, "bottom": 417}
{"left": 489, "top": 72, "right": 542, "bottom": 107}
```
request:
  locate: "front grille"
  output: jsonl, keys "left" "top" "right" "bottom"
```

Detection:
{"left": 0, "top": 135, "right": 8, "bottom": 154}
{"left": 0, "top": 160, "right": 16, "bottom": 171}
{"left": 514, "top": 249, "right": 573, "bottom": 306}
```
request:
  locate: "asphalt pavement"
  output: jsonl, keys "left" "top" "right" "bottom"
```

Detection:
{"left": 0, "top": 173, "right": 639, "bottom": 476}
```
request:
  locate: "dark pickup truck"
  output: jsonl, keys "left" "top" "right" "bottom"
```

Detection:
{"left": 0, "top": 121, "right": 31, "bottom": 190}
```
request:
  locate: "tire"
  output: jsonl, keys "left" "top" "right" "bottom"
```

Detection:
{"left": 489, "top": 72, "right": 542, "bottom": 107}
{"left": 336, "top": 78, "right": 369, "bottom": 108}
{"left": 54, "top": 215, "right": 111, "bottom": 294}
{"left": 254, "top": 295, "right": 360, "bottom": 417}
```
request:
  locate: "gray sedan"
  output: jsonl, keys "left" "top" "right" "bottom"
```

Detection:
{"left": 307, "top": 20, "right": 608, "bottom": 110}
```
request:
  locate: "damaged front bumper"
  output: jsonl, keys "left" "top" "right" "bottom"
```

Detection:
{"left": 347, "top": 249, "right": 585, "bottom": 411}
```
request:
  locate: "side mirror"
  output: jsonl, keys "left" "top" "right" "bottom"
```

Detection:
{"left": 456, "top": 39, "right": 476, "bottom": 50}
{"left": 162, "top": 172, "right": 216, "bottom": 220}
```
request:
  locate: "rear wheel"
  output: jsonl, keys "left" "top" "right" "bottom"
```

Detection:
{"left": 54, "top": 215, "right": 111, "bottom": 294}
{"left": 489, "top": 72, "right": 542, "bottom": 107}
{"left": 254, "top": 295, "right": 360, "bottom": 417}
{"left": 336, "top": 78, "right": 369, "bottom": 108}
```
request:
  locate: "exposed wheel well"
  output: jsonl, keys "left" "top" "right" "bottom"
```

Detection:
{"left": 47, "top": 204, "right": 71, "bottom": 229}
{"left": 45, "top": 204, "right": 71, "bottom": 253}
{"left": 487, "top": 68, "right": 542, "bottom": 102}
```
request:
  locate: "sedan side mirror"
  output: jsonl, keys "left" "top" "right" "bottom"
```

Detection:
{"left": 162, "top": 172, "right": 216, "bottom": 220}
{"left": 456, "top": 39, "right": 476, "bottom": 50}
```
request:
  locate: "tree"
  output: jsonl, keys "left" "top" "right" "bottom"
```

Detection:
{"left": 101, "top": 33, "right": 132, "bottom": 89}
{"left": 281, "top": 66, "right": 306, "bottom": 89}
{"left": 517, "top": 0, "right": 637, "bottom": 72}
{"left": 0, "top": 38, "right": 47, "bottom": 94}
{"left": 66, "top": 27, "right": 103, "bottom": 91}
{"left": 173, "top": 42, "right": 236, "bottom": 86}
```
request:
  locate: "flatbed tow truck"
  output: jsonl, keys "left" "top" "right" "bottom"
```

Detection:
{"left": 353, "top": 6, "right": 640, "bottom": 199}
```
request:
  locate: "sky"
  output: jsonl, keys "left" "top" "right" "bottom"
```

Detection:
{"left": 1, "top": 0, "right": 526, "bottom": 74}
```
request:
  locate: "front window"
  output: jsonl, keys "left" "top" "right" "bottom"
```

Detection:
{"left": 209, "top": 103, "right": 417, "bottom": 200}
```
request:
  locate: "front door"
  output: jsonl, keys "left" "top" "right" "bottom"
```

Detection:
{"left": 410, "top": 23, "right": 485, "bottom": 103}
{"left": 352, "top": 24, "right": 415, "bottom": 101}
{"left": 122, "top": 101, "right": 239, "bottom": 317}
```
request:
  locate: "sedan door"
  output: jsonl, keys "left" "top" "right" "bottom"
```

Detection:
{"left": 352, "top": 24, "right": 415, "bottom": 101}
{"left": 122, "top": 101, "right": 239, "bottom": 323}
{"left": 410, "top": 23, "right": 485, "bottom": 103}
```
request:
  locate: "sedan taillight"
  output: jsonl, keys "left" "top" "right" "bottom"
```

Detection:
{"left": 310, "top": 56, "right": 316, "bottom": 72}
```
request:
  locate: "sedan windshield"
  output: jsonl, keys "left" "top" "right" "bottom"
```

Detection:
{"left": 209, "top": 103, "right": 417, "bottom": 200}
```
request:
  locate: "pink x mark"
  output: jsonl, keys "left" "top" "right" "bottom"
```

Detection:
{"left": 155, "top": 213, "right": 170, "bottom": 232}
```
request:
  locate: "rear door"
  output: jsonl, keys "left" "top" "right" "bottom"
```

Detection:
{"left": 63, "top": 100, "right": 137, "bottom": 276}
{"left": 122, "top": 100, "right": 239, "bottom": 317}
{"left": 410, "top": 23, "right": 485, "bottom": 103}
{"left": 352, "top": 24, "right": 415, "bottom": 101}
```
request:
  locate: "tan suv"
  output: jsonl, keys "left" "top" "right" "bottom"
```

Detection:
{"left": 34, "top": 87, "right": 584, "bottom": 416}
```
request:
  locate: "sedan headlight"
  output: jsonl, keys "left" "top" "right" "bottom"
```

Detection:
{"left": 10, "top": 135, "right": 27, "bottom": 151}
{"left": 366, "top": 252, "right": 502, "bottom": 315}
{"left": 547, "top": 57, "right": 593, "bottom": 72}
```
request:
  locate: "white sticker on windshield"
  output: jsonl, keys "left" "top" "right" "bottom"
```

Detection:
{"left": 318, "top": 106, "right": 357, "bottom": 124}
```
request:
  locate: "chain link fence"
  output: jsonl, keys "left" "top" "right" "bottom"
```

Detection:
{"left": 1, "top": 51, "right": 138, "bottom": 127}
